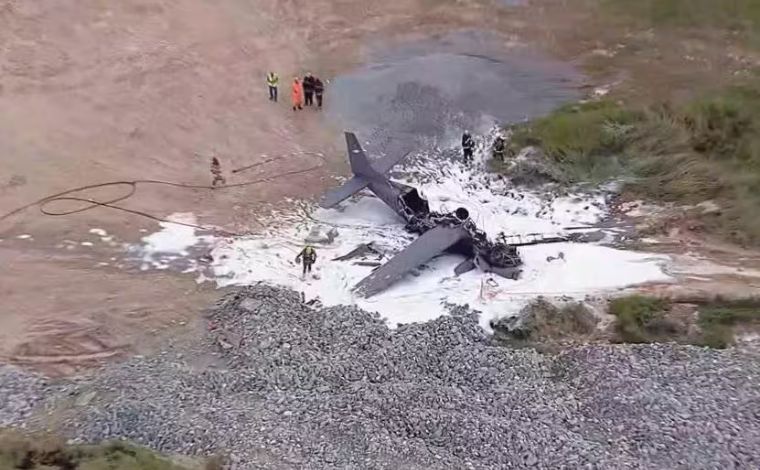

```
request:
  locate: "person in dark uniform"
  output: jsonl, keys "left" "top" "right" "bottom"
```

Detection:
{"left": 295, "top": 245, "right": 317, "bottom": 277}
{"left": 462, "top": 130, "right": 475, "bottom": 164}
{"left": 313, "top": 76, "right": 325, "bottom": 109}
{"left": 492, "top": 135, "right": 506, "bottom": 162}
{"left": 302, "top": 73, "right": 315, "bottom": 106}
{"left": 210, "top": 157, "right": 226, "bottom": 187}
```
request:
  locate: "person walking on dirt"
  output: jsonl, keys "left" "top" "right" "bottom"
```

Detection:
{"left": 266, "top": 71, "right": 279, "bottom": 102}
{"left": 462, "top": 130, "right": 475, "bottom": 164}
{"left": 492, "top": 135, "right": 506, "bottom": 162}
{"left": 302, "top": 73, "right": 315, "bottom": 106}
{"left": 291, "top": 77, "right": 303, "bottom": 111}
{"left": 210, "top": 157, "right": 226, "bottom": 187}
{"left": 314, "top": 76, "right": 325, "bottom": 109}
{"left": 295, "top": 245, "right": 317, "bottom": 277}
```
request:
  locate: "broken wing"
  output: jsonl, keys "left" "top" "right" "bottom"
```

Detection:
{"left": 353, "top": 225, "right": 469, "bottom": 298}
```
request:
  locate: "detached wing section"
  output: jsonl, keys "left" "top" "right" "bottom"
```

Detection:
{"left": 354, "top": 225, "right": 469, "bottom": 298}
{"left": 320, "top": 176, "right": 370, "bottom": 208}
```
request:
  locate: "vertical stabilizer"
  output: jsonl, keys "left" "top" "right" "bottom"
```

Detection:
{"left": 345, "top": 132, "right": 381, "bottom": 178}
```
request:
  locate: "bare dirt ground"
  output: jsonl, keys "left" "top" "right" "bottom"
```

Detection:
{"left": 492, "top": 0, "right": 760, "bottom": 103}
{"left": 0, "top": 0, "right": 505, "bottom": 375}
{"left": 3, "top": 0, "right": 760, "bottom": 376}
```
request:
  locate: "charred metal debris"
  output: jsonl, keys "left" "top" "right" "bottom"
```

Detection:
{"left": 321, "top": 132, "right": 568, "bottom": 297}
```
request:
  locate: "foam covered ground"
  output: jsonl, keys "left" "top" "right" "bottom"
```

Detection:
{"left": 192, "top": 148, "right": 672, "bottom": 328}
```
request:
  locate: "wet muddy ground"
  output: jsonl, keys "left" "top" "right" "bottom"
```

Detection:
{"left": 327, "top": 30, "right": 582, "bottom": 156}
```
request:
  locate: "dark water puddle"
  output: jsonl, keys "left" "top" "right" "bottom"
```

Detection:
{"left": 325, "top": 30, "right": 582, "bottom": 156}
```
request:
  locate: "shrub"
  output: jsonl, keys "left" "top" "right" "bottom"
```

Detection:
{"left": 493, "top": 298, "right": 599, "bottom": 344}
{"left": 607, "top": 295, "right": 760, "bottom": 348}
{"left": 608, "top": 295, "right": 669, "bottom": 343}
{"left": 685, "top": 85, "right": 760, "bottom": 164}
{"left": 697, "top": 303, "right": 760, "bottom": 348}
{"left": 698, "top": 324, "right": 734, "bottom": 349}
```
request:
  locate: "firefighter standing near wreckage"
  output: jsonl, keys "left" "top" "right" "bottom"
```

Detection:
{"left": 492, "top": 134, "right": 506, "bottom": 162}
{"left": 462, "top": 130, "right": 475, "bottom": 164}
{"left": 295, "top": 245, "right": 317, "bottom": 278}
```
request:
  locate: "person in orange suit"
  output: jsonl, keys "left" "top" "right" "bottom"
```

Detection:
{"left": 291, "top": 77, "right": 303, "bottom": 111}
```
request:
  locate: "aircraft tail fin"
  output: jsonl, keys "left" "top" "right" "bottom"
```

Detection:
{"left": 345, "top": 132, "right": 410, "bottom": 176}
{"left": 321, "top": 131, "right": 408, "bottom": 208}
{"left": 345, "top": 132, "right": 382, "bottom": 178}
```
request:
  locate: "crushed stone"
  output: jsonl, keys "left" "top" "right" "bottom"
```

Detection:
{"left": 2, "top": 285, "right": 759, "bottom": 469}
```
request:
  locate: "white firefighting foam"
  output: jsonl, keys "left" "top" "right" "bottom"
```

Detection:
{"left": 132, "top": 213, "right": 214, "bottom": 272}
{"left": 203, "top": 150, "right": 671, "bottom": 328}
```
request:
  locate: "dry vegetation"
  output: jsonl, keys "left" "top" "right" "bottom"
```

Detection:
{"left": 0, "top": 430, "right": 220, "bottom": 470}
{"left": 608, "top": 294, "right": 760, "bottom": 348}
{"left": 492, "top": 298, "right": 600, "bottom": 351}
{"left": 508, "top": 81, "right": 760, "bottom": 245}
{"left": 502, "top": 0, "right": 760, "bottom": 246}
{"left": 603, "top": 0, "right": 760, "bottom": 44}
{"left": 495, "top": 295, "right": 760, "bottom": 350}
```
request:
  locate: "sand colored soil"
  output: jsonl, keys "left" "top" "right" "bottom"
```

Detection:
{"left": 0, "top": 0, "right": 507, "bottom": 375}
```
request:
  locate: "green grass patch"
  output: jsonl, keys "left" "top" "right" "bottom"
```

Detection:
{"left": 698, "top": 303, "right": 760, "bottom": 348}
{"left": 685, "top": 85, "right": 760, "bottom": 164}
{"left": 510, "top": 100, "right": 639, "bottom": 161}
{"left": 608, "top": 295, "right": 672, "bottom": 343}
{"left": 0, "top": 430, "right": 217, "bottom": 470}
{"left": 509, "top": 100, "right": 639, "bottom": 182}
{"left": 503, "top": 81, "right": 760, "bottom": 245}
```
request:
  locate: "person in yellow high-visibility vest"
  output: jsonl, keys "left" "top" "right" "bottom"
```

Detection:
{"left": 295, "top": 245, "right": 317, "bottom": 277}
{"left": 266, "top": 71, "right": 279, "bottom": 102}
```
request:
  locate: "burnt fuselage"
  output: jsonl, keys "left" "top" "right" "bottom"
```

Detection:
{"left": 321, "top": 131, "right": 523, "bottom": 297}
{"left": 366, "top": 179, "right": 430, "bottom": 222}
{"left": 377, "top": 181, "right": 511, "bottom": 269}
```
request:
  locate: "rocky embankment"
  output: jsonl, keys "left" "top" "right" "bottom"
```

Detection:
{"left": 2, "top": 286, "right": 759, "bottom": 469}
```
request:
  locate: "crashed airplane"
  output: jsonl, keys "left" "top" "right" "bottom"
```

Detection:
{"left": 320, "top": 132, "right": 524, "bottom": 298}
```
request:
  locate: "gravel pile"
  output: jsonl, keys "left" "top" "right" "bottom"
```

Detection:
{"left": 0, "top": 365, "right": 51, "bottom": 427}
{"left": 27, "top": 286, "right": 760, "bottom": 468}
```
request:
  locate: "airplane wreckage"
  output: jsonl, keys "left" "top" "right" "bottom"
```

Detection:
{"left": 320, "top": 132, "right": 583, "bottom": 298}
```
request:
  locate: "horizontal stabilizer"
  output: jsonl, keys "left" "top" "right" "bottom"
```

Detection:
{"left": 320, "top": 176, "right": 370, "bottom": 208}
{"left": 375, "top": 150, "right": 412, "bottom": 175}
{"left": 354, "top": 225, "right": 469, "bottom": 298}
